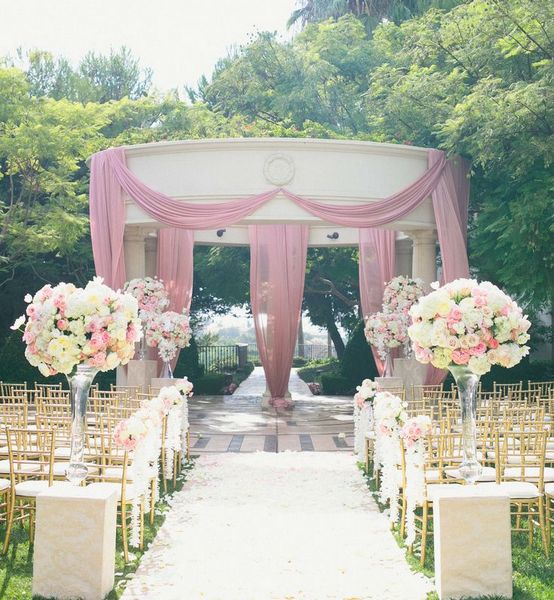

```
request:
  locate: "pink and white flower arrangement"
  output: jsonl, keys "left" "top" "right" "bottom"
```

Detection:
{"left": 354, "top": 378, "right": 379, "bottom": 409}
{"left": 144, "top": 311, "right": 192, "bottom": 362}
{"left": 373, "top": 391, "right": 408, "bottom": 436}
{"left": 113, "top": 414, "right": 149, "bottom": 451}
{"left": 400, "top": 415, "right": 432, "bottom": 448}
{"left": 158, "top": 385, "right": 184, "bottom": 410}
{"left": 12, "top": 277, "right": 141, "bottom": 376}
{"left": 382, "top": 276, "right": 425, "bottom": 317}
{"left": 123, "top": 277, "right": 169, "bottom": 318}
{"left": 408, "top": 278, "right": 531, "bottom": 375}
{"left": 364, "top": 311, "right": 409, "bottom": 361}
{"left": 175, "top": 377, "right": 194, "bottom": 398}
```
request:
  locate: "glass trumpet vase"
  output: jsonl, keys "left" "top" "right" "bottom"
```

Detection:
{"left": 161, "top": 360, "right": 174, "bottom": 379}
{"left": 383, "top": 351, "right": 394, "bottom": 378}
{"left": 137, "top": 332, "right": 148, "bottom": 360}
{"left": 66, "top": 364, "right": 98, "bottom": 485}
{"left": 449, "top": 364, "right": 482, "bottom": 484}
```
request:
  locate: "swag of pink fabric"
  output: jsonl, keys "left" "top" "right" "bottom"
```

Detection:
{"left": 89, "top": 145, "right": 470, "bottom": 389}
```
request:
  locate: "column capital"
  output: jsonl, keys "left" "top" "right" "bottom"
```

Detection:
{"left": 409, "top": 230, "right": 437, "bottom": 245}
{"left": 123, "top": 226, "right": 147, "bottom": 243}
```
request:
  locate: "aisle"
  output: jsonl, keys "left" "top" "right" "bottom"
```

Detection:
{"left": 122, "top": 453, "right": 433, "bottom": 600}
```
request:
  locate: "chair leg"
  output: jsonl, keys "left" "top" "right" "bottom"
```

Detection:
{"left": 420, "top": 502, "right": 429, "bottom": 566}
{"left": 547, "top": 496, "right": 552, "bottom": 547}
{"left": 139, "top": 501, "right": 145, "bottom": 550}
{"left": 173, "top": 452, "right": 179, "bottom": 488}
{"left": 538, "top": 497, "right": 548, "bottom": 557}
{"left": 120, "top": 503, "right": 129, "bottom": 563}
{"left": 2, "top": 494, "right": 15, "bottom": 554}
{"left": 400, "top": 495, "right": 407, "bottom": 539}
{"left": 149, "top": 481, "right": 156, "bottom": 525}
{"left": 528, "top": 503, "right": 534, "bottom": 548}
{"left": 28, "top": 509, "right": 35, "bottom": 544}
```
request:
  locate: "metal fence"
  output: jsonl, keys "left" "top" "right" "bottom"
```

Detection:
{"left": 197, "top": 343, "right": 336, "bottom": 373}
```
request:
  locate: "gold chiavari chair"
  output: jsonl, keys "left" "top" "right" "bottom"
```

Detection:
{"left": 411, "top": 384, "right": 442, "bottom": 402}
{"left": 2, "top": 427, "right": 71, "bottom": 551}
{"left": 87, "top": 424, "right": 146, "bottom": 563}
{"left": 494, "top": 381, "right": 523, "bottom": 399}
{"left": 0, "top": 382, "right": 27, "bottom": 397}
{"left": 477, "top": 428, "right": 549, "bottom": 554}
{"left": 546, "top": 480, "right": 554, "bottom": 550}
{"left": 528, "top": 381, "right": 554, "bottom": 398}
{"left": 110, "top": 384, "right": 142, "bottom": 397}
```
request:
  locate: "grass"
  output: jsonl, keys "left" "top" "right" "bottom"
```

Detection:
{"left": 361, "top": 465, "right": 554, "bottom": 600}
{"left": 0, "top": 460, "right": 195, "bottom": 600}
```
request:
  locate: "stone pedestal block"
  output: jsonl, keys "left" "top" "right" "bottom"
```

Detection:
{"left": 127, "top": 359, "right": 158, "bottom": 392}
{"left": 33, "top": 485, "right": 118, "bottom": 600}
{"left": 375, "top": 376, "right": 403, "bottom": 391}
{"left": 433, "top": 486, "right": 512, "bottom": 600}
{"left": 393, "top": 358, "right": 427, "bottom": 392}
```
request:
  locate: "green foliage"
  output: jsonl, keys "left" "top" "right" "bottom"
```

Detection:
{"left": 194, "top": 372, "right": 227, "bottom": 395}
{"left": 340, "top": 321, "right": 379, "bottom": 383}
{"left": 320, "top": 372, "right": 353, "bottom": 394}
{"left": 174, "top": 336, "right": 204, "bottom": 381}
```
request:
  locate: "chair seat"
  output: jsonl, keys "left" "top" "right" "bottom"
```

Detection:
{"left": 476, "top": 481, "right": 540, "bottom": 499}
{"left": 15, "top": 480, "right": 73, "bottom": 498}
{"left": 54, "top": 447, "right": 71, "bottom": 459}
{"left": 424, "top": 469, "right": 442, "bottom": 483}
{"left": 87, "top": 482, "right": 138, "bottom": 502}
{"left": 365, "top": 431, "right": 376, "bottom": 440}
{"left": 0, "top": 479, "right": 10, "bottom": 492}
{"left": 444, "top": 466, "right": 496, "bottom": 482}
{"left": 545, "top": 482, "right": 554, "bottom": 496}
{"left": 504, "top": 466, "right": 554, "bottom": 482}
{"left": 426, "top": 483, "right": 463, "bottom": 501}
{"left": 0, "top": 459, "right": 41, "bottom": 474}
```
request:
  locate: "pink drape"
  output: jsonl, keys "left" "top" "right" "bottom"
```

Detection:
{"left": 157, "top": 228, "right": 194, "bottom": 372}
{"left": 249, "top": 225, "right": 308, "bottom": 408}
{"left": 89, "top": 151, "right": 126, "bottom": 290}
{"left": 358, "top": 229, "right": 396, "bottom": 376}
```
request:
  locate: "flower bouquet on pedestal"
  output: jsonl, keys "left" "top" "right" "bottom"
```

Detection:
{"left": 364, "top": 311, "right": 408, "bottom": 376}
{"left": 12, "top": 277, "right": 141, "bottom": 485}
{"left": 124, "top": 277, "right": 169, "bottom": 359}
{"left": 353, "top": 379, "right": 379, "bottom": 460}
{"left": 408, "top": 278, "right": 531, "bottom": 483}
{"left": 144, "top": 311, "right": 192, "bottom": 378}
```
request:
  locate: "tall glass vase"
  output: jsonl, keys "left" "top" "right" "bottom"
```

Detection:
{"left": 66, "top": 365, "right": 98, "bottom": 485}
{"left": 137, "top": 331, "right": 148, "bottom": 360}
{"left": 383, "top": 351, "right": 394, "bottom": 378}
{"left": 449, "top": 365, "right": 482, "bottom": 484}
{"left": 160, "top": 360, "right": 173, "bottom": 379}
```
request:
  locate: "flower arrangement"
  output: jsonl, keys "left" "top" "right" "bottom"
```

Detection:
{"left": 382, "top": 276, "right": 425, "bottom": 317}
{"left": 353, "top": 379, "right": 379, "bottom": 460}
{"left": 353, "top": 378, "right": 379, "bottom": 409}
{"left": 175, "top": 377, "right": 194, "bottom": 398}
{"left": 408, "top": 278, "right": 531, "bottom": 375}
{"left": 373, "top": 391, "right": 408, "bottom": 522}
{"left": 144, "top": 310, "right": 192, "bottom": 362}
{"left": 364, "top": 312, "right": 409, "bottom": 362}
{"left": 113, "top": 414, "right": 149, "bottom": 451}
{"left": 400, "top": 415, "right": 433, "bottom": 545}
{"left": 12, "top": 277, "right": 141, "bottom": 376}
{"left": 123, "top": 277, "right": 169, "bottom": 318}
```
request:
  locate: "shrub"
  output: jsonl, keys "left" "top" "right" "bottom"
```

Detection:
{"left": 292, "top": 357, "right": 308, "bottom": 367}
{"left": 340, "top": 321, "right": 379, "bottom": 384}
{"left": 194, "top": 373, "right": 226, "bottom": 395}
{"left": 297, "top": 358, "right": 339, "bottom": 384}
{"left": 320, "top": 373, "right": 352, "bottom": 395}
{"left": 174, "top": 335, "right": 204, "bottom": 380}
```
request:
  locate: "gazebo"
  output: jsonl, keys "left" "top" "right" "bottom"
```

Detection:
{"left": 87, "top": 138, "right": 469, "bottom": 404}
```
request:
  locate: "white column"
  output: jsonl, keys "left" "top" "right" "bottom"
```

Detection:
{"left": 145, "top": 233, "right": 158, "bottom": 278}
{"left": 124, "top": 227, "right": 146, "bottom": 281}
{"left": 395, "top": 236, "right": 413, "bottom": 277}
{"left": 410, "top": 230, "right": 437, "bottom": 289}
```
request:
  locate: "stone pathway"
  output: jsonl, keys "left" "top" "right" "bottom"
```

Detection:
{"left": 122, "top": 453, "right": 433, "bottom": 600}
{"left": 189, "top": 368, "right": 354, "bottom": 454}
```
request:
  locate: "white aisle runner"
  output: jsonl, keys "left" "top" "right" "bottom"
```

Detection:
{"left": 122, "top": 453, "right": 432, "bottom": 600}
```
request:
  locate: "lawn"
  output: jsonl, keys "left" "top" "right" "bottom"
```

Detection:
{"left": 0, "top": 461, "right": 194, "bottom": 600}
{"left": 362, "top": 468, "right": 554, "bottom": 600}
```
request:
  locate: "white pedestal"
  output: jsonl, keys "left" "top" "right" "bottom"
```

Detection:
{"left": 127, "top": 359, "right": 158, "bottom": 392}
{"left": 432, "top": 487, "right": 512, "bottom": 600}
{"left": 33, "top": 485, "right": 118, "bottom": 600}
{"left": 393, "top": 357, "right": 427, "bottom": 391}
{"left": 375, "top": 376, "right": 403, "bottom": 391}
{"left": 151, "top": 377, "right": 185, "bottom": 391}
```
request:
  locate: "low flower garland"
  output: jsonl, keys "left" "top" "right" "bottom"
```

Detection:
{"left": 353, "top": 379, "right": 379, "bottom": 460}
{"left": 399, "top": 415, "right": 433, "bottom": 546}
{"left": 112, "top": 381, "right": 193, "bottom": 547}
{"left": 364, "top": 311, "right": 408, "bottom": 362}
{"left": 175, "top": 379, "right": 193, "bottom": 461}
{"left": 373, "top": 391, "right": 408, "bottom": 523}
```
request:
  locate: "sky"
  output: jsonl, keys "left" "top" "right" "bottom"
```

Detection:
{"left": 0, "top": 0, "right": 298, "bottom": 91}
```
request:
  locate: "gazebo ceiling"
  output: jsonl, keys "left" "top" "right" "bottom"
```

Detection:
{"left": 91, "top": 137, "right": 436, "bottom": 247}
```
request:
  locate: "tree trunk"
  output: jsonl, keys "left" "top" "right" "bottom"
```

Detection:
{"left": 297, "top": 318, "right": 305, "bottom": 358}
{"left": 326, "top": 316, "right": 345, "bottom": 359}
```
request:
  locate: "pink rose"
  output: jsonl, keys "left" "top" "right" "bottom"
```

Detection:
{"left": 500, "top": 305, "right": 510, "bottom": 316}
{"left": 447, "top": 308, "right": 462, "bottom": 322}
{"left": 451, "top": 349, "right": 470, "bottom": 365}
{"left": 488, "top": 338, "right": 499, "bottom": 349}
{"left": 469, "top": 342, "right": 487, "bottom": 355}
{"left": 57, "top": 319, "right": 69, "bottom": 331}
{"left": 89, "top": 352, "right": 107, "bottom": 367}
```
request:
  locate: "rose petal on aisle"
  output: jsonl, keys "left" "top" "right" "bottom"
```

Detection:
{"left": 122, "top": 452, "right": 433, "bottom": 600}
